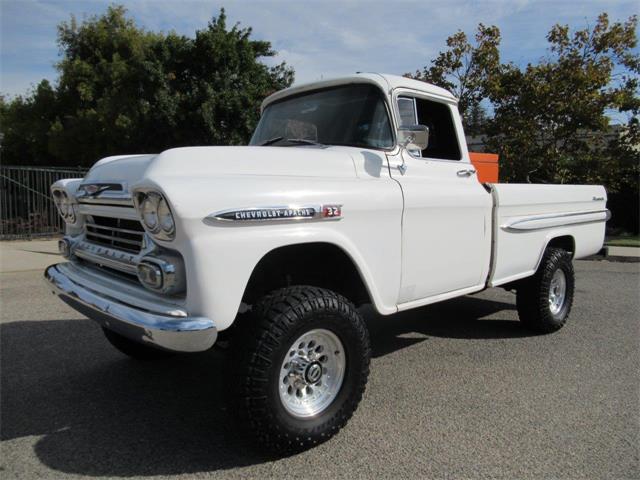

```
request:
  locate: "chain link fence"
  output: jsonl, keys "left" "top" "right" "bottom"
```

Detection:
{"left": 0, "top": 165, "right": 88, "bottom": 239}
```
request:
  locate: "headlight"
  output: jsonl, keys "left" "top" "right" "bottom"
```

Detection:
{"left": 157, "top": 197, "right": 175, "bottom": 234}
{"left": 135, "top": 190, "right": 175, "bottom": 241}
{"left": 142, "top": 194, "right": 160, "bottom": 231}
{"left": 52, "top": 189, "right": 76, "bottom": 224}
{"left": 59, "top": 194, "right": 69, "bottom": 215}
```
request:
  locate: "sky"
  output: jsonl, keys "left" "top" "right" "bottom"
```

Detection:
{"left": 0, "top": 0, "right": 638, "bottom": 98}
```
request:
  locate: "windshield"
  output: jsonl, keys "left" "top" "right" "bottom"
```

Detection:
{"left": 250, "top": 84, "right": 394, "bottom": 149}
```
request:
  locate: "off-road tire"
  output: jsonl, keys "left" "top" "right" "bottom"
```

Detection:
{"left": 102, "top": 328, "right": 175, "bottom": 360}
{"left": 516, "top": 247, "right": 575, "bottom": 333}
{"left": 231, "top": 286, "right": 370, "bottom": 453}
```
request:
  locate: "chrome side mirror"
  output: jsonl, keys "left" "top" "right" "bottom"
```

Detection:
{"left": 397, "top": 125, "right": 429, "bottom": 151}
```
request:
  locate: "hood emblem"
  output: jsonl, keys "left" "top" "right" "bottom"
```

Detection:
{"left": 78, "top": 183, "right": 125, "bottom": 197}
{"left": 206, "top": 205, "right": 342, "bottom": 223}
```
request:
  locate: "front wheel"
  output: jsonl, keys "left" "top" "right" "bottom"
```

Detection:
{"left": 232, "top": 286, "right": 370, "bottom": 453}
{"left": 516, "top": 247, "right": 575, "bottom": 333}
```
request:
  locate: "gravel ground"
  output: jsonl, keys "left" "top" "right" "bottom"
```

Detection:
{"left": 1, "top": 260, "right": 638, "bottom": 479}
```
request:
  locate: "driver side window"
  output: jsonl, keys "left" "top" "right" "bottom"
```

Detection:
{"left": 397, "top": 96, "right": 461, "bottom": 161}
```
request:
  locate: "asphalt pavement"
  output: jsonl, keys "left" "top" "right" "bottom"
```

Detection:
{"left": 1, "top": 258, "right": 638, "bottom": 479}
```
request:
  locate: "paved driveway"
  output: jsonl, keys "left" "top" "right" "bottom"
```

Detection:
{"left": 1, "top": 257, "right": 638, "bottom": 479}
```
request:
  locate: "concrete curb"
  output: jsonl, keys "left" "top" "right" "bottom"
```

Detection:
{"left": 583, "top": 246, "right": 640, "bottom": 263}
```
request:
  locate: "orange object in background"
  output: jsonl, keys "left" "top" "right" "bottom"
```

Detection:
{"left": 469, "top": 152, "right": 499, "bottom": 183}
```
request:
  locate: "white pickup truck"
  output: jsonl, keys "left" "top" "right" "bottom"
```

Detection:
{"left": 46, "top": 73, "right": 609, "bottom": 452}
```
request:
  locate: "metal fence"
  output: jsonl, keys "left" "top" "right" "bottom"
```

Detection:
{"left": 0, "top": 165, "right": 88, "bottom": 239}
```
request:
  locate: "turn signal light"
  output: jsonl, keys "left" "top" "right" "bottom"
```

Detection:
{"left": 137, "top": 261, "right": 163, "bottom": 290}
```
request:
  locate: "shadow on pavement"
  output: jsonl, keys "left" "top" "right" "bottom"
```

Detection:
{"left": 1, "top": 295, "right": 530, "bottom": 476}
{"left": 365, "top": 295, "right": 532, "bottom": 358}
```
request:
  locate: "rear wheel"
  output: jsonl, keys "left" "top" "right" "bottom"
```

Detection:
{"left": 232, "top": 286, "right": 370, "bottom": 453}
{"left": 102, "top": 328, "right": 175, "bottom": 360}
{"left": 516, "top": 247, "right": 575, "bottom": 333}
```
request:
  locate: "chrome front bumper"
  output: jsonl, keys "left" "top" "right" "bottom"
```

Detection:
{"left": 45, "top": 263, "right": 217, "bottom": 352}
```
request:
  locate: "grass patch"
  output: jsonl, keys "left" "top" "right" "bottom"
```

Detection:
{"left": 605, "top": 235, "right": 640, "bottom": 247}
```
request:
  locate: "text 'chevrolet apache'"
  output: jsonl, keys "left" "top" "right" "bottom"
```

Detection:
{"left": 46, "top": 73, "right": 609, "bottom": 452}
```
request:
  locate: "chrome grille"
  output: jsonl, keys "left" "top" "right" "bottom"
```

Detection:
{"left": 85, "top": 216, "right": 144, "bottom": 253}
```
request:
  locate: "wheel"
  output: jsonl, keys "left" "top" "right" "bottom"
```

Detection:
{"left": 102, "top": 328, "right": 175, "bottom": 360}
{"left": 516, "top": 247, "right": 575, "bottom": 333}
{"left": 232, "top": 286, "right": 370, "bottom": 453}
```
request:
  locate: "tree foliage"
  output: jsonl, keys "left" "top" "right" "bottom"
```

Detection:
{"left": 0, "top": 5, "right": 294, "bottom": 166}
{"left": 407, "top": 24, "right": 501, "bottom": 130}
{"left": 486, "top": 13, "right": 639, "bottom": 187}
{"left": 410, "top": 13, "right": 639, "bottom": 232}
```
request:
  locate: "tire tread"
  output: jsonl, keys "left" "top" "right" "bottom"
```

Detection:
{"left": 232, "top": 285, "right": 370, "bottom": 453}
{"left": 516, "top": 247, "right": 575, "bottom": 333}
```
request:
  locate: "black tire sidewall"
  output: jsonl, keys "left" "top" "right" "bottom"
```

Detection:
{"left": 517, "top": 247, "right": 575, "bottom": 333}
{"left": 540, "top": 250, "right": 574, "bottom": 325}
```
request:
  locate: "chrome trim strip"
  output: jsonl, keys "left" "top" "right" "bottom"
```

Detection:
{"left": 86, "top": 222, "right": 145, "bottom": 236}
{"left": 75, "top": 245, "right": 139, "bottom": 275}
{"left": 205, "top": 204, "right": 343, "bottom": 224}
{"left": 77, "top": 196, "right": 134, "bottom": 207}
{"left": 501, "top": 209, "right": 610, "bottom": 232}
{"left": 45, "top": 263, "right": 216, "bottom": 352}
{"left": 78, "top": 204, "right": 140, "bottom": 220}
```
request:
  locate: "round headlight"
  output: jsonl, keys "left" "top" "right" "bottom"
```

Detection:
{"left": 52, "top": 189, "right": 76, "bottom": 224}
{"left": 142, "top": 194, "right": 160, "bottom": 231}
{"left": 157, "top": 197, "right": 174, "bottom": 234}
{"left": 59, "top": 193, "right": 70, "bottom": 216}
{"left": 66, "top": 204, "right": 76, "bottom": 223}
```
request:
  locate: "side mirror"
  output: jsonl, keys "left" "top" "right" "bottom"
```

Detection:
{"left": 397, "top": 125, "right": 429, "bottom": 151}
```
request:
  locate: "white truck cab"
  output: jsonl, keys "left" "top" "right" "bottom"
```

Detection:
{"left": 45, "top": 73, "right": 609, "bottom": 452}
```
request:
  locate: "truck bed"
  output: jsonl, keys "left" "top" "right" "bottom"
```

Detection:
{"left": 488, "top": 184, "right": 608, "bottom": 287}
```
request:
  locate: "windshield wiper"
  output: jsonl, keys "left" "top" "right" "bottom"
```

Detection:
{"left": 260, "top": 137, "right": 324, "bottom": 147}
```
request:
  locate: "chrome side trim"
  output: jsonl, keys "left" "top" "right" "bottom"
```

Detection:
{"left": 205, "top": 204, "right": 343, "bottom": 224}
{"left": 45, "top": 263, "right": 216, "bottom": 352}
{"left": 501, "top": 209, "right": 610, "bottom": 232}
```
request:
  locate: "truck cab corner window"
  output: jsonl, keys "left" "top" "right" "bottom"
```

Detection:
{"left": 397, "top": 96, "right": 461, "bottom": 161}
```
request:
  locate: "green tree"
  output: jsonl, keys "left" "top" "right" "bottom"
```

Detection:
{"left": 0, "top": 5, "right": 294, "bottom": 167}
{"left": 485, "top": 13, "right": 639, "bottom": 186}
{"left": 0, "top": 80, "right": 59, "bottom": 166}
{"left": 407, "top": 24, "right": 501, "bottom": 131}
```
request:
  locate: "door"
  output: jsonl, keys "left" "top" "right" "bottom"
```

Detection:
{"left": 389, "top": 93, "right": 492, "bottom": 304}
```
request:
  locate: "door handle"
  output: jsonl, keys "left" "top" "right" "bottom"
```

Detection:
{"left": 457, "top": 169, "right": 476, "bottom": 177}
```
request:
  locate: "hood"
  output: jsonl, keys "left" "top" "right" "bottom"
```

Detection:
{"left": 83, "top": 146, "right": 358, "bottom": 189}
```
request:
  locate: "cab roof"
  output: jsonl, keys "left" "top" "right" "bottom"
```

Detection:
{"left": 261, "top": 73, "right": 457, "bottom": 111}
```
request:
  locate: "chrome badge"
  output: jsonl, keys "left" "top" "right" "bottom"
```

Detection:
{"left": 78, "top": 182, "right": 124, "bottom": 197}
{"left": 206, "top": 205, "right": 342, "bottom": 223}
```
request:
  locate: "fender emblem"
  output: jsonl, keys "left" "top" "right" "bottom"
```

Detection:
{"left": 205, "top": 205, "right": 342, "bottom": 223}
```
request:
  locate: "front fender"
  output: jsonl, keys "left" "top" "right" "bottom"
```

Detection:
{"left": 136, "top": 175, "right": 403, "bottom": 330}
{"left": 188, "top": 227, "right": 398, "bottom": 330}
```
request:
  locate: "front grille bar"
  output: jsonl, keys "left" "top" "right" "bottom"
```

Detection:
{"left": 85, "top": 230, "right": 142, "bottom": 247}
{"left": 83, "top": 215, "right": 145, "bottom": 254}
{"left": 85, "top": 222, "right": 144, "bottom": 236}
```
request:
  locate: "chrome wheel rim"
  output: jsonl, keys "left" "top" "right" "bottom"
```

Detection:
{"left": 278, "top": 328, "right": 345, "bottom": 418}
{"left": 549, "top": 269, "right": 567, "bottom": 315}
